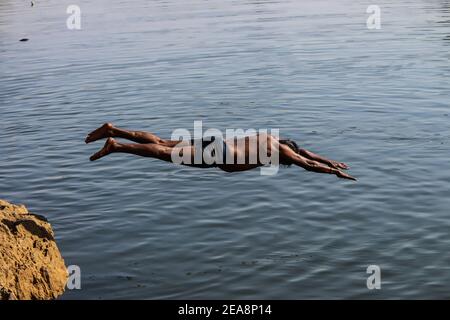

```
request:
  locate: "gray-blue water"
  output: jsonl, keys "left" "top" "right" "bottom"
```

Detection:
{"left": 1, "top": 0, "right": 450, "bottom": 299}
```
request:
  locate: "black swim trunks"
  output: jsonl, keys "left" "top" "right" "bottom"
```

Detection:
{"left": 189, "top": 136, "right": 229, "bottom": 167}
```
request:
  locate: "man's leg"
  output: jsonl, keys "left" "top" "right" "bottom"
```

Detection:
{"left": 89, "top": 138, "right": 174, "bottom": 161}
{"left": 86, "top": 123, "right": 180, "bottom": 146}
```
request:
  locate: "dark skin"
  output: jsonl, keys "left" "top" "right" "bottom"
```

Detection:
{"left": 85, "top": 123, "right": 356, "bottom": 181}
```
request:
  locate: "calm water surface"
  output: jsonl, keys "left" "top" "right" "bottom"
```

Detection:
{"left": 1, "top": 0, "right": 450, "bottom": 299}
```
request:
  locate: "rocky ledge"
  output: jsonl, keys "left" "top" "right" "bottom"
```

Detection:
{"left": 0, "top": 199, "right": 67, "bottom": 300}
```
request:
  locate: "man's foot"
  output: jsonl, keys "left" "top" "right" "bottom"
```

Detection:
{"left": 90, "top": 138, "right": 117, "bottom": 161}
{"left": 85, "top": 123, "right": 113, "bottom": 144}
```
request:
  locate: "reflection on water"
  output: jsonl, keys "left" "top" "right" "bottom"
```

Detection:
{"left": 1, "top": 0, "right": 450, "bottom": 299}
{"left": 437, "top": 1, "right": 450, "bottom": 42}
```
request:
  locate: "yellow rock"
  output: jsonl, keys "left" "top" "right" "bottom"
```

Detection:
{"left": 0, "top": 200, "right": 67, "bottom": 300}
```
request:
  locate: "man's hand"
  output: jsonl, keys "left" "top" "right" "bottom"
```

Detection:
{"left": 336, "top": 170, "right": 357, "bottom": 181}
